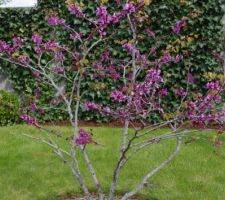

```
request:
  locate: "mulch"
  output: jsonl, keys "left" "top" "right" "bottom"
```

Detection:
{"left": 62, "top": 194, "right": 139, "bottom": 200}
{"left": 44, "top": 120, "right": 139, "bottom": 127}
{"left": 44, "top": 120, "right": 225, "bottom": 131}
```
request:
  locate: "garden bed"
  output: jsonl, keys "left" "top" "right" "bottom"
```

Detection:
{"left": 44, "top": 120, "right": 225, "bottom": 130}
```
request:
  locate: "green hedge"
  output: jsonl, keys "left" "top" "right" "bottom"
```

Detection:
{"left": 0, "top": 0, "right": 224, "bottom": 122}
{"left": 0, "top": 90, "right": 20, "bottom": 126}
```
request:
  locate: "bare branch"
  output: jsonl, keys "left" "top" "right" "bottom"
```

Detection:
{"left": 121, "top": 136, "right": 183, "bottom": 200}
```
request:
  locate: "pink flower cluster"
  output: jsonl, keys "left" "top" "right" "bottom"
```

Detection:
{"left": 20, "top": 115, "right": 38, "bottom": 125}
{"left": 45, "top": 15, "right": 66, "bottom": 26}
{"left": 84, "top": 102, "right": 101, "bottom": 111}
{"left": 122, "top": 43, "right": 140, "bottom": 57}
{"left": 174, "top": 88, "right": 188, "bottom": 96}
{"left": 188, "top": 112, "right": 225, "bottom": 123}
{"left": 0, "top": 37, "right": 24, "bottom": 55}
{"left": 172, "top": 20, "right": 186, "bottom": 34}
{"left": 29, "top": 102, "right": 45, "bottom": 114}
{"left": 13, "top": 37, "right": 23, "bottom": 48}
{"left": 158, "top": 54, "right": 183, "bottom": 66}
{"left": 159, "top": 88, "right": 169, "bottom": 96}
{"left": 85, "top": 67, "right": 167, "bottom": 120}
{"left": 206, "top": 81, "right": 221, "bottom": 91}
{"left": 0, "top": 40, "right": 13, "bottom": 55}
{"left": 123, "top": 3, "right": 136, "bottom": 13}
{"left": 75, "top": 129, "right": 93, "bottom": 145}
{"left": 32, "top": 34, "right": 43, "bottom": 45}
{"left": 122, "top": 43, "right": 135, "bottom": 53}
{"left": 92, "top": 62, "right": 120, "bottom": 80}
{"left": 111, "top": 90, "right": 128, "bottom": 103}
{"left": 186, "top": 82, "right": 224, "bottom": 124}
{"left": 100, "top": 50, "right": 110, "bottom": 61}
{"left": 84, "top": 102, "right": 115, "bottom": 117}
{"left": 94, "top": 6, "right": 122, "bottom": 36}
{"left": 31, "top": 34, "right": 60, "bottom": 55}
{"left": 68, "top": 4, "right": 85, "bottom": 18}
{"left": 54, "top": 51, "right": 65, "bottom": 61}
{"left": 133, "top": 69, "right": 163, "bottom": 95}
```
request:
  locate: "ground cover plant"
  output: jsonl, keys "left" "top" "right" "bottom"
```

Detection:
{"left": 0, "top": 0, "right": 224, "bottom": 199}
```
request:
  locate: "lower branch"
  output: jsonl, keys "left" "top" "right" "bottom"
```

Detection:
{"left": 82, "top": 147, "right": 104, "bottom": 200}
{"left": 120, "top": 136, "right": 182, "bottom": 200}
{"left": 108, "top": 120, "right": 130, "bottom": 200}
{"left": 24, "top": 133, "right": 93, "bottom": 199}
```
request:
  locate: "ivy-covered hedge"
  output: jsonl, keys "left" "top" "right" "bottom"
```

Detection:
{"left": 0, "top": 0, "right": 224, "bottom": 122}
{"left": 0, "top": 90, "right": 20, "bottom": 126}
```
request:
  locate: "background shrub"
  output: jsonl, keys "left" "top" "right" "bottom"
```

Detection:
{"left": 0, "top": 90, "right": 20, "bottom": 126}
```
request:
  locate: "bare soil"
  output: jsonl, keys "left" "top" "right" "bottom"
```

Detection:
{"left": 63, "top": 195, "right": 138, "bottom": 200}
{"left": 62, "top": 193, "right": 139, "bottom": 200}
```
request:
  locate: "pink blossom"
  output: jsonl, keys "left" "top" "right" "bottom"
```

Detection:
{"left": 172, "top": 20, "right": 186, "bottom": 34}
{"left": 174, "top": 88, "right": 188, "bottom": 96}
{"left": 100, "top": 50, "right": 110, "bottom": 61}
{"left": 158, "top": 54, "right": 183, "bottom": 66}
{"left": 43, "top": 41, "right": 58, "bottom": 51}
{"left": 32, "top": 34, "right": 43, "bottom": 45}
{"left": 111, "top": 90, "right": 128, "bottom": 103}
{"left": 68, "top": 4, "right": 85, "bottom": 18}
{"left": 122, "top": 43, "right": 134, "bottom": 53}
{"left": 54, "top": 51, "right": 65, "bottom": 61}
{"left": 34, "top": 47, "right": 42, "bottom": 54}
{"left": 206, "top": 81, "right": 221, "bottom": 91}
{"left": 123, "top": 3, "right": 136, "bottom": 14}
{"left": 75, "top": 129, "right": 93, "bottom": 145}
{"left": 96, "top": 6, "right": 108, "bottom": 17}
{"left": 13, "top": 37, "right": 23, "bottom": 47}
{"left": 84, "top": 102, "right": 101, "bottom": 111}
{"left": 108, "top": 13, "right": 121, "bottom": 24}
{"left": 187, "top": 73, "right": 195, "bottom": 83}
{"left": 102, "top": 107, "right": 113, "bottom": 115}
{"left": 122, "top": 43, "right": 140, "bottom": 56}
{"left": 17, "top": 55, "right": 28, "bottom": 64}
{"left": 45, "top": 15, "right": 66, "bottom": 26}
{"left": 159, "top": 88, "right": 169, "bottom": 96}
{"left": 0, "top": 40, "right": 13, "bottom": 55}
{"left": 21, "top": 115, "right": 38, "bottom": 125}
{"left": 29, "top": 102, "right": 38, "bottom": 112}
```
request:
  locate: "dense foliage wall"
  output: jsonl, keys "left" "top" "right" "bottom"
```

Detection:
{"left": 0, "top": 0, "right": 224, "bottom": 122}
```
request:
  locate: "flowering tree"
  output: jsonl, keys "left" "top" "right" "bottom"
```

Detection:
{"left": 0, "top": 1, "right": 224, "bottom": 200}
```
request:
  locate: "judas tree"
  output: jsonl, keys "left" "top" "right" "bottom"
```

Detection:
{"left": 0, "top": 1, "right": 224, "bottom": 200}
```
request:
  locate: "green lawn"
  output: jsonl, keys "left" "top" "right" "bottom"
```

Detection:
{"left": 0, "top": 125, "right": 225, "bottom": 200}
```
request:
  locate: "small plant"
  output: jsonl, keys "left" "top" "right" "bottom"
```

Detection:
{"left": 0, "top": 90, "right": 20, "bottom": 126}
{"left": 0, "top": 1, "right": 224, "bottom": 199}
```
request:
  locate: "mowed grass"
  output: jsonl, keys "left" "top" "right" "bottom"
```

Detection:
{"left": 0, "top": 125, "right": 225, "bottom": 200}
